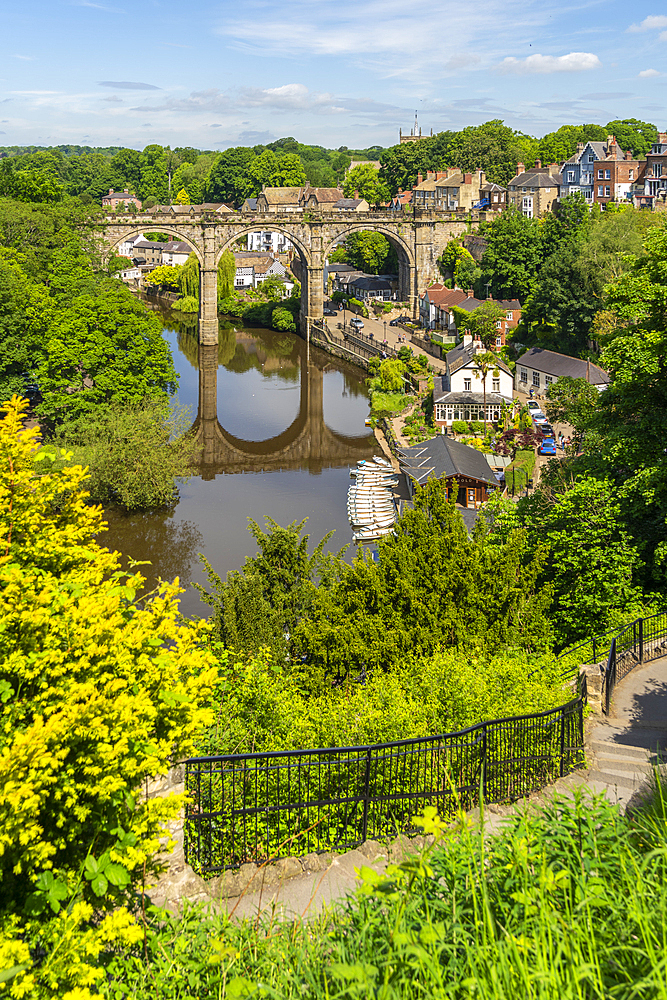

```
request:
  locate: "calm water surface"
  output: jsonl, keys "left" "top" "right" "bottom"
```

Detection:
{"left": 103, "top": 311, "right": 378, "bottom": 617}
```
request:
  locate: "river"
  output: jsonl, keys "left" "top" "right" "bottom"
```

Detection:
{"left": 102, "top": 308, "right": 378, "bottom": 618}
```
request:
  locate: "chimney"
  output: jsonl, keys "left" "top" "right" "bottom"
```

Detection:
{"left": 464, "top": 173, "right": 472, "bottom": 184}
{"left": 435, "top": 171, "right": 447, "bottom": 180}
{"left": 467, "top": 289, "right": 474, "bottom": 297}
{"left": 109, "top": 188, "right": 113, "bottom": 195}
{"left": 398, "top": 187, "right": 403, "bottom": 194}
{"left": 516, "top": 162, "right": 524, "bottom": 176}
{"left": 625, "top": 149, "right": 633, "bottom": 161}
{"left": 463, "top": 332, "right": 473, "bottom": 347}
{"left": 576, "top": 142, "right": 585, "bottom": 153}
{"left": 124, "top": 188, "right": 129, "bottom": 194}
{"left": 548, "top": 163, "right": 559, "bottom": 177}
{"left": 535, "top": 159, "right": 542, "bottom": 170}
{"left": 354, "top": 189, "right": 358, "bottom": 199}
{"left": 417, "top": 173, "right": 423, "bottom": 185}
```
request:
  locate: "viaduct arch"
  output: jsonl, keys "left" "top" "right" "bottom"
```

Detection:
{"left": 102, "top": 206, "right": 487, "bottom": 345}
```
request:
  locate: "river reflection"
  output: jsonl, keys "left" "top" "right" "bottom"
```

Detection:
{"left": 102, "top": 310, "right": 377, "bottom": 617}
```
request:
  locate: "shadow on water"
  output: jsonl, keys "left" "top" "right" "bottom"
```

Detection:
{"left": 101, "top": 304, "right": 378, "bottom": 616}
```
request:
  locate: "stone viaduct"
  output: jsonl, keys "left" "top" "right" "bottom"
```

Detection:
{"left": 101, "top": 206, "right": 487, "bottom": 345}
{"left": 194, "top": 343, "right": 376, "bottom": 476}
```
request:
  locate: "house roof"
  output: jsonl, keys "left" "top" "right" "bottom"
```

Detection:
{"left": 306, "top": 187, "right": 344, "bottom": 203}
{"left": 510, "top": 171, "right": 561, "bottom": 189}
{"left": 133, "top": 240, "right": 167, "bottom": 250}
{"left": 260, "top": 187, "right": 304, "bottom": 205}
{"left": 398, "top": 435, "right": 497, "bottom": 486}
{"left": 392, "top": 190, "right": 413, "bottom": 205}
{"left": 444, "top": 343, "right": 512, "bottom": 377}
{"left": 481, "top": 182, "right": 507, "bottom": 192}
{"left": 162, "top": 241, "right": 192, "bottom": 253}
{"left": 518, "top": 347, "right": 609, "bottom": 384}
{"left": 243, "top": 197, "right": 258, "bottom": 210}
{"left": 350, "top": 275, "right": 392, "bottom": 290}
{"left": 333, "top": 198, "right": 367, "bottom": 209}
{"left": 413, "top": 178, "right": 438, "bottom": 191}
{"left": 422, "top": 287, "right": 469, "bottom": 307}
{"left": 432, "top": 387, "right": 512, "bottom": 406}
{"left": 233, "top": 252, "right": 283, "bottom": 274}
{"left": 327, "top": 263, "right": 358, "bottom": 273}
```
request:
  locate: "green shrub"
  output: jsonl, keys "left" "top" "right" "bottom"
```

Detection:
{"left": 370, "top": 391, "right": 411, "bottom": 416}
{"left": 451, "top": 420, "right": 468, "bottom": 435}
{"left": 471, "top": 420, "right": 485, "bottom": 434}
{"left": 172, "top": 294, "right": 199, "bottom": 313}
{"left": 348, "top": 297, "right": 369, "bottom": 318}
{"left": 271, "top": 306, "right": 296, "bottom": 333}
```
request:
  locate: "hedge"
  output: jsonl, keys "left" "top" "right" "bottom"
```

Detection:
{"left": 505, "top": 448, "right": 536, "bottom": 493}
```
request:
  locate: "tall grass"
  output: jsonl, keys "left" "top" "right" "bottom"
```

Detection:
{"left": 104, "top": 783, "right": 667, "bottom": 999}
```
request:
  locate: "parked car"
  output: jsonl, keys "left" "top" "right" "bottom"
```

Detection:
{"left": 390, "top": 316, "right": 411, "bottom": 326}
{"left": 350, "top": 317, "right": 364, "bottom": 330}
{"left": 323, "top": 307, "right": 337, "bottom": 316}
{"left": 538, "top": 437, "right": 557, "bottom": 456}
{"left": 533, "top": 413, "right": 549, "bottom": 426}
{"left": 527, "top": 401, "right": 543, "bottom": 415}
{"left": 539, "top": 423, "right": 554, "bottom": 438}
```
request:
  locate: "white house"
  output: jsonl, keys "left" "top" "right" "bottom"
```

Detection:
{"left": 515, "top": 347, "right": 609, "bottom": 394}
{"left": 233, "top": 253, "right": 287, "bottom": 289}
{"left": 161, "top": 240, "right": 192, "bottom": 266}
{"left": 246, "top": 230, "right": 294, "bottom": 254}
{"left": 433, "top": 339, "right": 514, "bottom": 429}
{"left": 117, "top": 233, "right": 145, "bottom": 258}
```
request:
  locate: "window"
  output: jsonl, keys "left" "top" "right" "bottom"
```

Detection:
{"left": 519, "top": 368, "right": 528, "bottom": 383}
{"left": 545, "top": 376, "right": 553, "bottom": 387}
{"left": 545, "top": 187, "right": 551, "bottom": 193}
{"left": 568, "top": 171, "right": 575, "bottom": 181}
{"left": 605, "top": 170, "right": 610, "bottom": 180}
{"left": 629, "top": 169, "right": 634, "bottom": 180}
{"left": 598, "top": 186, "right": 604, "bottom": 197}
{"left": 495, "top": 338, "right": 501, "bottom": 349}
{"left": 532, "top": 372, "right": 540, "bottom": 388}
{"left": 496, "top": 320, "right": 502, "bottom": 328}
{"left": 598, "top": 169, "right": 603, "bottom": 179}
{"left": 464, "top": 378, "right": 472, "bottom": 391}
{"left": 468, "top": 488, "right": 476, "bottom": 506}
{"left": 506, "top": 311, "right": 513, "bottom": 320}
{"left": 588, "top": 154, "right": 594, "bottom": 162}
{"left": 492, "top": 378, "right": 500, "bottom": 392}
{"left": 435, "top": 404, "right": 446, "bottom": 421}
{"left": 605, "top": 186, "right": 611, "bottom": 197}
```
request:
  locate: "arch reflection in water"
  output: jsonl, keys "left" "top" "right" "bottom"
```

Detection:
{"left": 192, "top": 340, "right": 377, "bottom": 479}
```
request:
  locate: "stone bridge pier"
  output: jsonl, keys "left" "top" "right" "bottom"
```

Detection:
{"left": 101, "top": 208, "right": 481, "bottom": 346}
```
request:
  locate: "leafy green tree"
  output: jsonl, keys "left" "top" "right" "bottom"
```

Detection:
{"left": 605, "top": 119, "right": 658, "bottom": 159}
{"left": 293, "top": 480, "right": 552, "bottom": 685}
{"left": 543, "top": 376, "right": 599, "bottom": 427}
{"left": 217, "top": 248, "right": 236, "bottom": 301}
{"left": 337, "top": 231, "right": 397, "bottom": 274}
{"left": 343, "top": 164, "right": 390, "bottom": 206}
{"left": 179, "top": 252, "right": 200, "bottom": 301}
{"left": 448, "top": 119, "right": 537, "bottom": 186}
{"left": 470, "top": 350, "right": 500, "bottom": 429}
{"left": 197, "top": 518, "right": 339, "bottom": 659}
{"left": 480, "top": 206, "right": 543, "bottom": 301}
{"left": 379, "top": 139, "right": 443, "bottom": 195}
{"left": 520, "top": 243, "right": 602, "bottom": 355}
{"left": 51, "top": 400, "right": 198, "bottom": 510}
{"left": 271, "top": 305, "right": 296, "bottom": 333}
{"left": 453, "top": 302, "right": 506, "bottom": 349}
{"left": 510, "top": 479, "right": 642, "bottom": 646}
{"left": 143, "top": 264, "right": 181, "bottom": 290}
{"left": 271, "top": 152, "right": 307, "bottom": 187}
{"left": 35, "top": 282, "right": 178, "bottom": 424}
{"left": 535, "top": 124, "right": 608, "bottom": 165}
{"left": 0, "top": 395, "right": 217, "bottom": 917}
{"left": 248, "top": 149, "right": 279, "bottom": 191}
{"left": 0, "top": 249, "right": 50, "bottom": 398}
{"left": 175, "top": 187, "right": 190, "bottom": 204}
{"left": 206, "top": 147, "right": 258, "bottom": 204}
{"left": 0, "top": 161, "right": 64, "bottom": 203}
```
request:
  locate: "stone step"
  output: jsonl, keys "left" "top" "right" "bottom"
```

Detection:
{"left": 595, "top": 755, "right": 654, "bottom": 776}
{"left": 592, "top": 768, "right": 647, "bottom": 790}
{"left": 589, "top": 740, "right": 653, "bottom": 762}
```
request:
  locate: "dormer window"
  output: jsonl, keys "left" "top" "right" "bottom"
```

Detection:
{"left": 464, "top": 378, "right": 472, "bottom": 391}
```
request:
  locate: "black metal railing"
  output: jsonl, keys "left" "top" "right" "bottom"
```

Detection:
{"left": 184, "top": 697, "right": 584, "bottom": 875}
{"left": 556, "top": 611, "right": 667, "bottom": 714}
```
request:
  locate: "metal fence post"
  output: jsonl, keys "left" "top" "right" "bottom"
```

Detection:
{"left": 361, "top": 748, "right": 372, "bottom": 843}
{"left": 481, "top": 724, "right": 487, "bottom": 801}
{"left": 559, "top": 712, "right": 566, "bottom": 777}
{"left": 639, "top": 618, "right": 644, "bottom": 663}
{"left": 592, "top": 637, "right": 597, "bottom": 663}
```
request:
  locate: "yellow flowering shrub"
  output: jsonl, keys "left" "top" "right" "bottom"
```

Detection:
{"left": 0, "top": 396, "right": 217, "bottom": 991}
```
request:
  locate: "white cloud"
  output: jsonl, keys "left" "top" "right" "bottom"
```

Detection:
{"left": 639, "top": 68, "right": 661, "bottom": 77}
{"left": 499, "top": 52, "right": 602, "bottom": 73}
{"left": 12, "top": 54, "right": 34, "bottom": 61}
{"left": 627, "top": 14, "right": 667, "bottom": 32}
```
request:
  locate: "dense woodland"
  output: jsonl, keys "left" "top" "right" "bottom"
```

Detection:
{"left": 1, "top": 156, "right": 667, "bottom": 993}
{"left": 0, "top": 117, "right": 658, "bottom": 208}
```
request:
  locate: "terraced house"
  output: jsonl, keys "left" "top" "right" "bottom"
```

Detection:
{"left": 507, "top": 162, "right": 561, "bottom": 218}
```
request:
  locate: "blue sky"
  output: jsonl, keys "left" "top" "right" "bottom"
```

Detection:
{"left": 1, "top": 0, "right": 666, "bottom": 149}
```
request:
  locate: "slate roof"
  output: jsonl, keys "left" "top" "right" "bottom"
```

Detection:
{"left": 481, "top": 182, "right": 507, "bottom": 192}
{"left": 510, "top": 171, "right": 562, "bottom": 189}
{"left": 432, "top": 388, "right": 512, "bottom": 406}
{"left": 243, "top": 197, "right": 258, "bottom": 211}
{"left": 333, "top": 198, "right": 367, "bottom": 209}
{"left": 233, "top": 252, "right": 283, "bottom": 274}
{"left": 133, "top": 240, "right": 167, "bottom": 250}
{"left": 398, "top": 436, "right": 497, "bottom": 486}
{"left": 350, "top": 275, "right": 393, "bottom": 291}
{"left": 518, "top": 347, "right": 609, "bottom": 384}
{"left": 422, "top": 287, "right": 469, "bottom": 307}
{"left": 306, "top": 187, "right": 344, "bottom": 203}
{"left": 162, "top": 241, "right": 192, "bottom": 253}
{"left": 444, "top": 343, "right": 513, "bottom": 377}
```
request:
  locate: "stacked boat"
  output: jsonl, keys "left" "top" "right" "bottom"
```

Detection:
{"left": 347, "top": 457, "right": 398, "bottom": 543}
